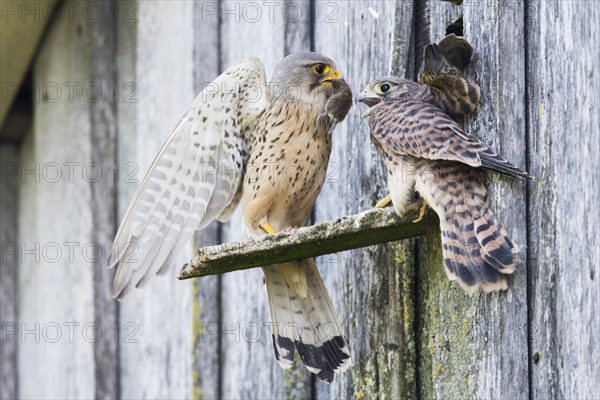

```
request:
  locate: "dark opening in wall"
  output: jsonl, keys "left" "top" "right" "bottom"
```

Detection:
{"left": 446, "top": 17, "right": 464, "bottom": 37}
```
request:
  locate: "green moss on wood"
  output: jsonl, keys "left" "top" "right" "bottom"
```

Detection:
{"left": 191, "top": 277, "right": 203, "bottom": 400}
{"left": 179, "top": 206, "right": 437, "bottom": 280}
{"left": 349, "top": 239, "right": 418, "bottom": 400}
{"left": 417, "top": 230, "right": 481, "bottom": 400}
{"left": 282, "top": 352, "right": 311, "bottom": 400}
{"left": 352, "top": 358, "right": 379, "bottom": 400}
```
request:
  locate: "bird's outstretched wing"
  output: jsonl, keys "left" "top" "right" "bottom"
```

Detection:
{"left": 369, "top": 100, "right": 530, "bottom": 180}
{"left": 418, "top": 34, "right": 480, "bottom": 115}
{"left": 108, "top": 58, "right": 268, "bottom": 299}
{"left": 436, "top": 33, "right": 473, "bottom": 71}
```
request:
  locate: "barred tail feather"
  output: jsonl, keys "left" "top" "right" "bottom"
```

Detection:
{"left": 263, "top": 259, "right": 350, "bottom": 383}
{"left": 473, "top": 209, "right": 520, "bottom": 274}
{"left": 440, "top": 218, "right": 506, "bottom": 293}
{"left": 439, "top": 204, "right": 520, "bottom": 293}
{"left": 417, "top": 162, "right": 520, "bottom": 293}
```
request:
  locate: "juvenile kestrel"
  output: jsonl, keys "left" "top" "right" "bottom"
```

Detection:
{"left": 108, "top": 53, "right": 352, "bottom": 381}
{"left": 358, "top": 39, "right": 529, "bottom": 292}
{"left": 418, "top": 34, "right": 481, "bottom": 115}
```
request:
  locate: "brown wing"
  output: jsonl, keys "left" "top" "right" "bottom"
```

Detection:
{"left": 369, "top": 100, "right": 529, "bottom": 179}
{"left": 437, "top": 34, "right": 473, "bottom": 71}
{"left": 418, "top": 36, "right": 480, "bottom": 115}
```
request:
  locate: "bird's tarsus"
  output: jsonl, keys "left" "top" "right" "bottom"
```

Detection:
{"left": 375, "top": 194, "right": 392, "bottom": 208}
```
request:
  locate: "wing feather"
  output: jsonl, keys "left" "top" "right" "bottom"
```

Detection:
{"left": 369, "top": 100, "right": 530, "bottom": 179}
{"left": 110, "top": 58, "right": 267, "bottom": 299}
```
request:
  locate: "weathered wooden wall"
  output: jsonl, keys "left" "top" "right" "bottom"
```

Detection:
{"left": 314, "top": 2, "right": 418, "bottom": 398}
{"left": 526, "top": 1, "right": 600, "bottom": 399}
{"left": 1, "top": 0, "right": 598, "bottom": 399}
{"left": 117, "top": 2, "right": 195, "bottom": 398}
{"left": 0, "top": 144, "right": 19, "bottom": 400}
{"left": 416, "top": 2, "right": 531, "bottom": 399}
{"left": 16, "top": 7, "right": 96, "bottom": 398}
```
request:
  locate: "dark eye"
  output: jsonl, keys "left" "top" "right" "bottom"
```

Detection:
{"left": 313, "top": 64, "right": 328, "bottom": 75}
{"left": 380, "top": 83, "right": 391, "bottom": 93}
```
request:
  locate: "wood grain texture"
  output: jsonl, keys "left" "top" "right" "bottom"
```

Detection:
{"left": 416, "top": 2, "right": 529, "bottom": 399}
{"left": 314, "top": 2, "right": 417, "bottom": 398}
{"left": 412, "top": 4, "right": 472, "bottom": 400}
{"left": 526, "top": 1, "right": 600, "bottom": 398}
{"left": 4, "top": 0, "right": 599, "bottom": 397}
{"left": 89, "top": 1, "right": 119, "bottom": 398}
{"left": 284, "top": 0, "right": 311, "bottom": 55}
{"left": 116, "top": 1, "right": 194, "bottom": 398}
{"left": 191, "top": 3, "right": 222, "bottom": 400}
{"left": 463, "top": 4, "right": 529, "bottom": 398}
{"left": 180, "top": 206, "right": 435, "bottom": 279}
{"left": 18, "top": 9, "right": 95, "bottom": 397}
{"left": 0, "top": 144, "right": 20, "bottom": 400}
{"left": 217, "top": 2, "right": 290, "bottom": 398}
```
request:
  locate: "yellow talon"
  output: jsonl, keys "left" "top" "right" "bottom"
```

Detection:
{"left": 375, "top": 194, "right": 392, "bottom": 208}
{"left": 260, "top": 222, "right": 278, "bottom": 234}
{"left": 412, "top": 201, "right": 429, "bottom": 223}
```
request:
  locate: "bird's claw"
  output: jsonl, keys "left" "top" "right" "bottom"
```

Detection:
{"left": 411, "top": 201, "right": 429, "bottom": 223}
{"left": 375, "top": 194, "right": 392, "bottom": 208}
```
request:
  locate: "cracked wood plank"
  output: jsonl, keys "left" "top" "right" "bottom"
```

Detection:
{"left": 416, "top": 2, "right": 529, "bottom": 400}
{"left": 312, "top": 2, "right": 419, "bottom": 398}
{"left": 526, "top": 1, "right": 600, "bottom": 398}
{"left": 115, "top": 2, "right": 194, "bottom": 398}
{"left": 179, "top": 205, "right": 435, "bottom": 280}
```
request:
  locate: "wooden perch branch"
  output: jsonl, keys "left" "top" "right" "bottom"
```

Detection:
{"left": 179, "top": 204, "right": 437, "bottom": 280}
{"left": 178, "top": 203, "right": 438, "bottom": 280}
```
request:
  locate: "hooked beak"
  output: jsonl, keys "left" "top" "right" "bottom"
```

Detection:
{"left": 356, "top": 89, "right": 382, "bottom": 118}
{"left": 321, "top": 69, "right": 342, "bottom": 83}
{"left": 356, "top": 94, "right": 382, "bottom": 107}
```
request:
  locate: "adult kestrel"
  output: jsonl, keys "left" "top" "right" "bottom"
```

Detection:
{"left": 358, "top": 39, "right": 529, "bottom": 292}
{"left": 108, "top": 53, "right": 352, "bottom": 381}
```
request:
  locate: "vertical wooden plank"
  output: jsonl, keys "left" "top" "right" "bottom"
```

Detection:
{"left": 417, "top": 2, "right": 529, "bottom": 399}
{"left": 191, "top": 1, "right": 314, "bottom": 395}
{"left": 282, "top": 1, "right": 314, "bottom": 396}
{"left": 526, "top": 2, "right": 600, "bottom": 398}
{"left": 191, "top": 2, "right": 221, "bottom": 399}
{"left": 88, "top": 1, "right": 119, "bottom": 398}
{"left": 217, "top": 2, "right": 289, "bottom": 397}
{"left": 413, "top": 1, "right": 462, "bottom": 76}
{"left": 463, "top": 2, "right": 529, "bottom": 397}
{"left": 284, "top": 0, "right": 312, "bottom": 54}
{"left": 17, "top": 6, "right": 95, "bottom": 397}
{"left": 314, "top": 1, "right": 417, "bottom": 399}
{"left": 192, "top": 224, "right": 221, "bottom": 400}
{"left": 0, "top": 143, "right": 20, "bottom": 400}
{"left": 413, "top": 3, "right": 467, "bottom": 399}
{"left": 116, "top": 1, "right": 194, "bottom": 398}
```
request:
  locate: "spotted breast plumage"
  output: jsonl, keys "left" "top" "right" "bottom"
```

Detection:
{"left": 108, "top": 52, "right": 352, "bottom": 382}
{"left": 358, "top": 37, "right": 530, "bottom": 293}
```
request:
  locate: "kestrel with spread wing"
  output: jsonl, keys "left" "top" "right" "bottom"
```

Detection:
{"left": 418, "top": 33, "right": 481, "bottom": 115}
{"left": 108, "top": 53, "right": 352, "bottom": 382}
{"left": 358, "top": 37, "right": 529, "bottom": 292}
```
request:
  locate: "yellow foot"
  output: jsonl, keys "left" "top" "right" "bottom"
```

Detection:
{"left": 260, "top": 222, "right": 278, "bottom": 234}
{"left": 412, "top": 201, "right": 429, "bottom": 223}
{"left": 375, "top": 194, "right": 392, "bottom": 208}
